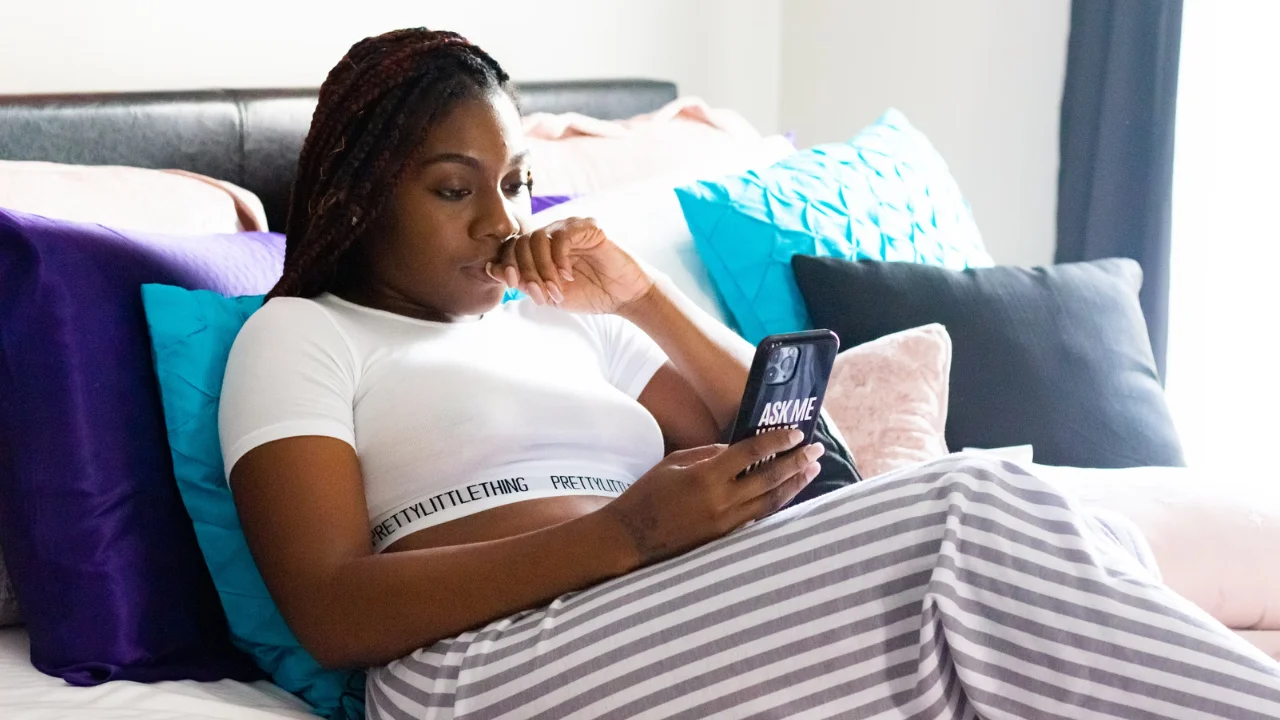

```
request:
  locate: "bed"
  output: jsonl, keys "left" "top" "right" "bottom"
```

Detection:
{"left": 3, "top": 80, "right": 1279, "bottom": 719}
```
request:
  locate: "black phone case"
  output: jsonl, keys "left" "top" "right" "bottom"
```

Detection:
{"left": 728, "top": 330, "right": 840, "bottom": 469}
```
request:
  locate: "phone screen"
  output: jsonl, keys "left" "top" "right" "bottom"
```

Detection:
{"left": 728, "top": 330, "right": 839, "bottom": 473}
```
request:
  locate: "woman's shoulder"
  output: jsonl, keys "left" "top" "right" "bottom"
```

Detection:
{"left": 249, "top": 294, "right": 335, "bottom": 323}
{"left": 234, "top": 294, "right": 352, "bottom": 359}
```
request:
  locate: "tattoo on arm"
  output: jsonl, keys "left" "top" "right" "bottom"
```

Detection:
{"left": 602, "top": 500, "right": 667, "bottom": 567}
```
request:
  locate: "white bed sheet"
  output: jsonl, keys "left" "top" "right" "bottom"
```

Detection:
{"left": 0, "top": 627, "right": 314, "bottom": 720}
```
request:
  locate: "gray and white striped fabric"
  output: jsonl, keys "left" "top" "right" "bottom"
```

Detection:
{"left": 368, "top": 455, "right": 1280, "bottom": 719}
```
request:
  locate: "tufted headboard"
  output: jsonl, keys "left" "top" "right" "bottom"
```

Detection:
{"left": 0, "top": 80, "right": 677, "bottom": 230}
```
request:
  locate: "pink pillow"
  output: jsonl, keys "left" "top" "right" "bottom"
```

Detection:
{"left": 0, "top": 161, "right": 268, "bottom": 234}
{"left": 1031, "top": 463, "right": 1280, "bottom": 630}
{"left": 823, "top": 324, "right": 952, "bottom": 478}
{"left": 522, "top": 97, "right": 781, "bottom": 196}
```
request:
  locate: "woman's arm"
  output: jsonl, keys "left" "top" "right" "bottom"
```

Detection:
{"left": 231, "top": 436, "right": 635, "bottom": 669}
{"left": 622, "top": 274, "right": 756, "bottom": 445}
{"left": 232, "top": 428, "right": 813, "bottom": 669}
{"left": 495, "top": 217, "right": 756, "bottom": 447}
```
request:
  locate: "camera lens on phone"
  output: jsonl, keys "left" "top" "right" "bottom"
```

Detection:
{"left": 781, "top": 356, "right": 795, "bottom": 373}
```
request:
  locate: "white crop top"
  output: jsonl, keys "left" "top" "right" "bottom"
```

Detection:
{"left": 219, "top": 294, "right": 668, "bottom": 552}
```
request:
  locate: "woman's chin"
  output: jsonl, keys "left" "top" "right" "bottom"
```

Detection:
{"left": 456, "top": 266, "right": 508, "bottom": 314}
{"left": 461, "top": 285, "right": 506, "bottom": 316}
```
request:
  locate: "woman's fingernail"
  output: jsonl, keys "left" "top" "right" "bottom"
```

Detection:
{"left": 804, "top": 443, "right": 825, "bottom": 461}
{"left": 505, "top": 267, "right": 520, "bottom": 289}
{"left": 787, "top": 429, "right": 804, "bottom": 445}
{"left": 484, "top": 262, "right": 498, "bottom": 281}
{"left": 804, "top": 462, "right": 822, "bottom": 480}
{"left": 527, "top": 283, "right": 547, "bottom": 305}
{"left": 547, "top": 282, "right": 564, "bottom": 303}
{"left": 560, "top": 267, "right": 574, "bottom": 282}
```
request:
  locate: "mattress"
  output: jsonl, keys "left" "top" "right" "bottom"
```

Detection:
{"left": 0, "top": 627, "right": 313, "bottom": 720}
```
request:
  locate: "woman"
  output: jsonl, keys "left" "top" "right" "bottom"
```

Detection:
{"left": 220, "top": 28, "right": 1280, "bottom": 720}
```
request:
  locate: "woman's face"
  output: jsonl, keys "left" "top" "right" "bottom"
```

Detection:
{"left": 354, "top": 90, "right": 532, "bottom": 320}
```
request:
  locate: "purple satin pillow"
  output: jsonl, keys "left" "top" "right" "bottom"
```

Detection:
{"left": 531, "top": 195, "right": 573, "bottom": 214}
{"left": 0, "top": 207, "right": 277, "bottom": 684}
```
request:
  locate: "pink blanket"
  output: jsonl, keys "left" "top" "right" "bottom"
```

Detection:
{"left": 1032, "top": 462, "right": 1280, "bottom": 630}
{"left": 522, "top": 97, "right": 760, "bottom": 142}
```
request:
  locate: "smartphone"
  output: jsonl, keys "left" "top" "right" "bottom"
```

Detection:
{"left": 728, "top": 329, "right": 840, "bottom": 475}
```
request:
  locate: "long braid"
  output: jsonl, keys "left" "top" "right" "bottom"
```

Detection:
{"left": 270, "top": 29, "right": 513, "bottom": 299}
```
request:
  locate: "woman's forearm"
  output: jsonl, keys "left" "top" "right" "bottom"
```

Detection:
{"left": 304, "top": 509, "right": 637, "bottom": 669}
{"left": 618, "top": 274, "right": 754, "bottom": 432}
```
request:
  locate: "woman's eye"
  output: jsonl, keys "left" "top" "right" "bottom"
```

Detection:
{"left": 503, "top": 181, "right": 531, "bottom": 196}
{"left": 435, "top": 188, "right": 471, "bottom": 201}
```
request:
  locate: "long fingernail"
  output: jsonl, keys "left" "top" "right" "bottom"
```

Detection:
{"left": 484, "top": 262, "right": 499, "bottom": 281}
{"left": 804, "top": 462, "right": 821, "bottom": 480}
{"left": 546, "top": 282, "right": 564, "bottom": 303}
{"left": 560, "top": 267, "right": 574, "bottom": 282}
{"left": 787, "top": 429, "right": 804, "bottom": 445}
{"left": 804, "top": 443, "right": 825, "bottom": 461}
{"left": 505, "top": 266, "right": 519, "bottom": 288}
{"left": 527, "top": 283, "right": 547, "bottom": 305}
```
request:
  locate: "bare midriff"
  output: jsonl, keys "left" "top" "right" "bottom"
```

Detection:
{"left": 382, "top": 495, "right": 614, "bottom": 553}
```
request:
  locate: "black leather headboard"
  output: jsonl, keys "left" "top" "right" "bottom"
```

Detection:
{"left": 0, "top": 80, "right": 677, "bottom": 230}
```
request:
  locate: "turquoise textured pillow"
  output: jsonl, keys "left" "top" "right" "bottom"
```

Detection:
{"left": 141, "top": 284, "right": 365, "bottom": 720}
{"left": 676, "top": 108, "right": 992, "bottom": 344}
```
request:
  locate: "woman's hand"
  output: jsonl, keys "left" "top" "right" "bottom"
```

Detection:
{"left": 598, "top": 428, "right": 826, "bottom": 569}
{"left": 485, "top": 217, "right": 654, "bottom": 314}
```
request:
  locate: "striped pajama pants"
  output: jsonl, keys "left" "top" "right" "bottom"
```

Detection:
{"left": 367, "top": 455, "right": 1280, "bottom": 719}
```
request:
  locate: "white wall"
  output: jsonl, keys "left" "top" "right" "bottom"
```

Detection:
{"left": 0, "top": 0, "right": 782, "bottom": 134}
{"left": 1, "top": 0, "right": 1068, "bottom": 265}
{"left": 780, "top": 0, "right": 1071, "bottom": 266}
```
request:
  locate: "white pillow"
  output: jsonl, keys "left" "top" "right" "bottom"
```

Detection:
{"left": 533, "top": 135, "right": 795, "bottom": 328}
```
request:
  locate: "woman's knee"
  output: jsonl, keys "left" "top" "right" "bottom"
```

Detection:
{"left": 901, "top": 453, "right": 1073, "bottom": 514}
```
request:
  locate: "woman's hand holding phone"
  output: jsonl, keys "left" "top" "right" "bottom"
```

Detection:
{"left": 598, "top": 428, "right": 824, "bottom": 571}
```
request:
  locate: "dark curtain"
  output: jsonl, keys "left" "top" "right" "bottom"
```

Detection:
{"left": 1057, "top": 0, "right": 1184, "bottom": 381}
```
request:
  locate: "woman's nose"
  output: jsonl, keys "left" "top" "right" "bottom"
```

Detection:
{"left": 473, "top": 188, "right": 520, "bottom": 241}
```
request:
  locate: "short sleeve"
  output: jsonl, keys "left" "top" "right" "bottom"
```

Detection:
{"left": 219, "top": 298, "right": 358, "bottom": 479}
{"left": 583, "top": 312, "right": 669, "bottom": 399}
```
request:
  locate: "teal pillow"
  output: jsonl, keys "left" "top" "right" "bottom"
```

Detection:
{"left": 141, "top": 284, "right": 364, "bottom": 720}
{"left": 677, "top": 108, "right": 992, "bottom": 344}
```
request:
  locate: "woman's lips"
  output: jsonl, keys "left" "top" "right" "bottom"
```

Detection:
{"left": 464, "top": 264, "right": 502, "bottom": 285}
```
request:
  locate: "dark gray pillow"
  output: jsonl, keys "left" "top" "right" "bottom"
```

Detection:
{"left": 791, "top": 255, "right": 1184, "bottom": 468}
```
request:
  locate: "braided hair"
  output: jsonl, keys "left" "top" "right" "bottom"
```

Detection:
{"left": 270, "top": 28, "right": 514, "bottom": 299}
